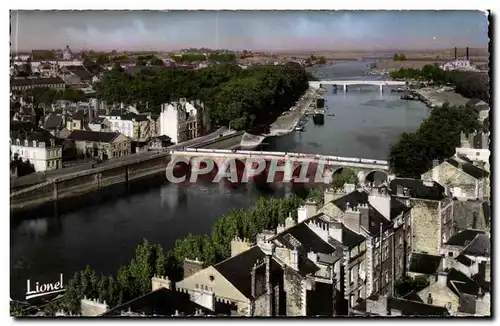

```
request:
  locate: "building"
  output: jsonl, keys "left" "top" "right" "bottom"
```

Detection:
{"left": 101, "top": 110, "right": 158, "bottom": 141}
{"left": 439, "top": 60, "right": 479, "bottom": 72}
{"left": 158, "top": 99, "right": 210, "bottom": 144}
{"left": 148, "top": 135, "right": 172, "bottom": 150}
{"left": 466, "top": 98, "right": 490, "bottom": 122}
{"left": 66, "top": 130, "right": 131, "bottom": 160}
{"left": 59, "top": 65, "right": 93, "bottom": 85}
{"left": 10, "top": 76, "right": 66, "bottom": 92}
{"left": 352, "top": 294, "right": 449, "bottom": 316}
{"left": 88, "top": 117, "right": 112, "bottom": 132}
{"left": 62, "top": 45, "right": 73, "bottom": 60}
{"left": 10, "top": 131, "right": 62, "bottom": 172}
{"left": 455, "top": 131, "right": 490, "bottom": 166}
{"left": 422, "top": 157, "right": 489, "bottom": 200}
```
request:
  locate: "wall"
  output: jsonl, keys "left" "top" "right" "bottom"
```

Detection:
{"left": 410, "top": 199, "right": 441, "bottom": 255}
{"left": 422, "top": 163, "right": 479, "bottom": 200}
{"left": 11, "top": 143, "right": 62, "bottom": 172}
{"left": 160, "top": 103, "right": 180, "bottom": 143}
{"left": 283, "top": 267, "right": 304, "bottom": 316}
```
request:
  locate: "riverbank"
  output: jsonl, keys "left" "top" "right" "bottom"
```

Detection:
{"left": 411, "top": 87, "right": 470, "bottom": 108}
{"left": 269, "top": 87, "right": 320, "bottom": 136}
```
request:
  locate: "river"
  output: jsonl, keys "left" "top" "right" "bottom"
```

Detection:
{"left": 10, "top": 61, "right": 430, "bottom": 300}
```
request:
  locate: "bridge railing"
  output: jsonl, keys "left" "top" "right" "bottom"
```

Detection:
{"left": 170, "top": 149, "right": 389, "bottom": 166}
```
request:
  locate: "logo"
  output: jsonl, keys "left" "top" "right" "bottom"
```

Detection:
{"left": 165, "top": 156, "right": 335, "bottom": 185}
{"left": 26, "top": 273, "right": 65, "bottom": 300}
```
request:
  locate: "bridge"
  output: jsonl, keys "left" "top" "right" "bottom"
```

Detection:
{"left": 169, "top": 148, "right": 392, "bottom": 184}
{"left": 309, "top": 80, "right": 406, "bottom": 93}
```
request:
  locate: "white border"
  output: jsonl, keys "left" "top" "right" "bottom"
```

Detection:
{"left": 3, "top": 2, "right": 497, "bottom": 326}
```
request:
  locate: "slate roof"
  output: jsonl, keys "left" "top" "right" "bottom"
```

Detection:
{"left": 213, "top": 246, "right": 284, "bottom": 298}
{"left": 455, "top": 254, "right": 474, "bottom": 267}
{"left": 10, "top": 130, "right": 59, "bottom": 147}
{"left": 342, "top": 226, "right": 365, "bottom": 249}
{"left": 73, "top": 109, "right": 87, "bottom": 120}
{"left": 67, "top": 130, "right": 120, "bottom": 143}
{"left": 389, "top": 178, "right": 446, "bottom": 201}
{"left": 65, "top": 65, "right": 92, "bottom": 80}
{"left": 402, "top": 291, "right": 424, "bottom": 303}
{"left": 446, "top": 229, "right": 485, "bottom": 247}
{"left": 409, "top": 253, "right": 442, "bottom": 275}
{"left": 273, "top": 222, "right": 336, "bottom": 254}
{"left": 101, "top": 287, "right": 213, "bottom": 316}
{"left": 445, "top": 157, "right": 488, "bottom": 179}
{"left": 447, "top": 268, "right": 479, "bottom": 296}
{"left": 332, "top": 190, "right": 392, "bottom": 235}
{"left": 387, "top": 297, "right": 449, "bottom": 316}
{"left": 461, "top": 234, "right": 490, "bottom": 257}
{"left": 43, "top": 114, "right": 64, "bottom": 130}
{"left": 356, "top": 295, "right": 449, "bottom": 316}
{"left": 10, "top": 76, "right": 65, "bottom": 86}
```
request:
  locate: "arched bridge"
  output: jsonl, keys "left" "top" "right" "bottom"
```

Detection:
{"left": 169, "top": 148, "right": 392, "bottom": 185}
{"left": 309, "top": 80, "right": 406, "bottom": 92}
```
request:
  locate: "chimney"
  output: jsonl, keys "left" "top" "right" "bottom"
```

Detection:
{"left": 437, "top": 272, "right": 447, "bottom": 286}
{"left": 183, "top": 258, "right": 204, "bottom": 278}
{"left": 358, "top": 203, "right": 370, "bottom": 231}
{"left": 460, "top": 132, "right": 470, "bottom": 148}
{"left": 368, "top": 187, "right": 391, "bottom": 220}
{"left": 427, "top": 293, "right": 433, "bottom": 305}
{"left": 328, "top": 220, "right": 343, "bottom": 243}
{"left": 466, "top": 47, "right": 469, "bottom": 60}
{"left": 432, "top": 159, "right": 440, "bottom": 182}
{"left": 285, "top": 214, "right": 296, "bottom": 229}
{"left": 454, "top": 47, "right": 457, "bottom": 60}
{"left": 396, "top": 184, "right": 404, "bottom": 196}
{"left": 231, "top": 237, "right": 252, "bottom": 257}
{"left": 344, "top": 203, "right": 361, "bottom": 233}
{"left": 305, "top": 199, "right": 319, "bottom": 217}
{"left": 290, "top": 247, "right": 299, "bottom": 271}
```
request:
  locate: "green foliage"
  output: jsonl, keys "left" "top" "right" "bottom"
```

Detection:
{"left": 26, "top": 87, "right": 87, "bottom": 106}
{"left": 305, "top": 187, "right": 324, "bottom": 203}
{"left": 331, "top": 168, "right": 357, "bottom": 189}
{"left": 208, "top": 53, "right": 236, "bottom": 62}
{"left": 389, "top": 102, "right": 481, "bottom": 177}
{"left": 31, "top": 50, "right": 56, "bottom": 60}
{"left": 172, "top": 54, "right": 206, "bottom": 62}
{"left": 305, "top": 55, "right": 327, "bottom": 66}
{"left": 58, "top": 196, "right": 302, "bottom": 314}
{"left": 393, "top": 53, "right": 407, "bottom": 61}
{"left": 10, "top": 301, "right": 29, "bottom": 317}
{"left": 395, "top": 276, "right": 430, "bottom": 297}
{"left": 389, "top": 64, "right": 489, "bottom": 102}
{"left": 94, "top": 63, "right": 309, "bottom": 130}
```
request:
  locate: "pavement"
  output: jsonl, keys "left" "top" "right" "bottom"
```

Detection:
{"left": 269, "top": 87, "right": 319, "bottom": 135}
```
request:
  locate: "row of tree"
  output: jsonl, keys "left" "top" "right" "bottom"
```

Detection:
{"left": 29, "top": 195, "right": 304, "bottom": 315}
{"left": 389, "top": 64, "right": 489, "bottom": 102}
{"left": 389, "top": 102, "right": 481, "bottom": 177}
{"left": 94, "top": 63, "right": 310, "bottom": 130}
{"left": 25, "top": 87, "right": 88, "bottom": 107}
{"left": 393, "top": 53, "right": 407, "bottom": 61}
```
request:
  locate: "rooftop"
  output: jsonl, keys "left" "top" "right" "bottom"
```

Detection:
{"left": 101, "top": 287, "right": 213, "bottom": 316}
{"left": 67, "top": 130, "right": 121, "bottom": 143}
{"left": 408, "top": 252, "right": 442, "bottom": 275}
{"left": 390, "top": 178, "right": 446, "bottom": 201}
{"left": 445, "top": 157, "right": 488, "bottom": 180}
{"left": 445, "top": 229, "right": 485, "bottom": 247}
{"left": 10, "top": 76, "right": 65, "bottom": 87}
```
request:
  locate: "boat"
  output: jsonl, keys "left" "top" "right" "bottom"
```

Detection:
{"left": 327, "top": 113, "right": 335, "bottom": 117}
{"left": 295, "top": 125, "right": 305, "bottom": 131}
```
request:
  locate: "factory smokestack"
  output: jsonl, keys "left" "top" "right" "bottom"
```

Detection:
{"left": 466, "top": 47, "right": 469, "bottom": 60}
{"left": 454, "top": 47, "right": 457, "bottom": 60}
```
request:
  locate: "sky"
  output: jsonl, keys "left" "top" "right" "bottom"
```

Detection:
{"left": 10, "top": 10, "right": 489, "bottom": 52}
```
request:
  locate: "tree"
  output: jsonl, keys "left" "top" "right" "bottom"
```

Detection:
{"left": 389, "top": 103, "right": 481, "bottom": 177}
{"left": 331, "top": 168, "right": 357, "bottom": 189}
{"left": 393, "top": 53, "right": 407, "bottom": 61}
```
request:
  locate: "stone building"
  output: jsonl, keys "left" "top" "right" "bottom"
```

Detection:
{"left": 422, "top": 157, "right": 488, "bottom": 200}
{"left": 455, "top": 131, "right": 490, "bottom": 166}
{"left": 10, "top": 131, "right": 62, "bottom": 172}
{"left": 66, "top": 130, "right": 131, "bottom": 160}
{"left": 158, "top": 99, "right": 210, "bottom": 144}
{"left": 101, "top": 110, "right": 158, "bottom": 142}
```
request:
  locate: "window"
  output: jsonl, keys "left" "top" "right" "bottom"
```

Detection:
{"left": 448, "top": 252, "right": 454, "bottom": 257}
{"left": 358, "top": 290, "right": 363, "bottom": 301}
{"left": 374, "top": 279, "right": 379, "bottom": 293}
{"left": 350, "top": 295, "right": 356, "bottom": 308}
{"left": 384, "top": 271, "right": 389, "bottom": 285}
{"left": 399, "top": 234, "right": 403, "bottom": 246}
{"left": 374, "top": 251, "right": 379, "bottom": 267}
{"left": 350, "top": 267, "right": 356, "bottom": 284}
